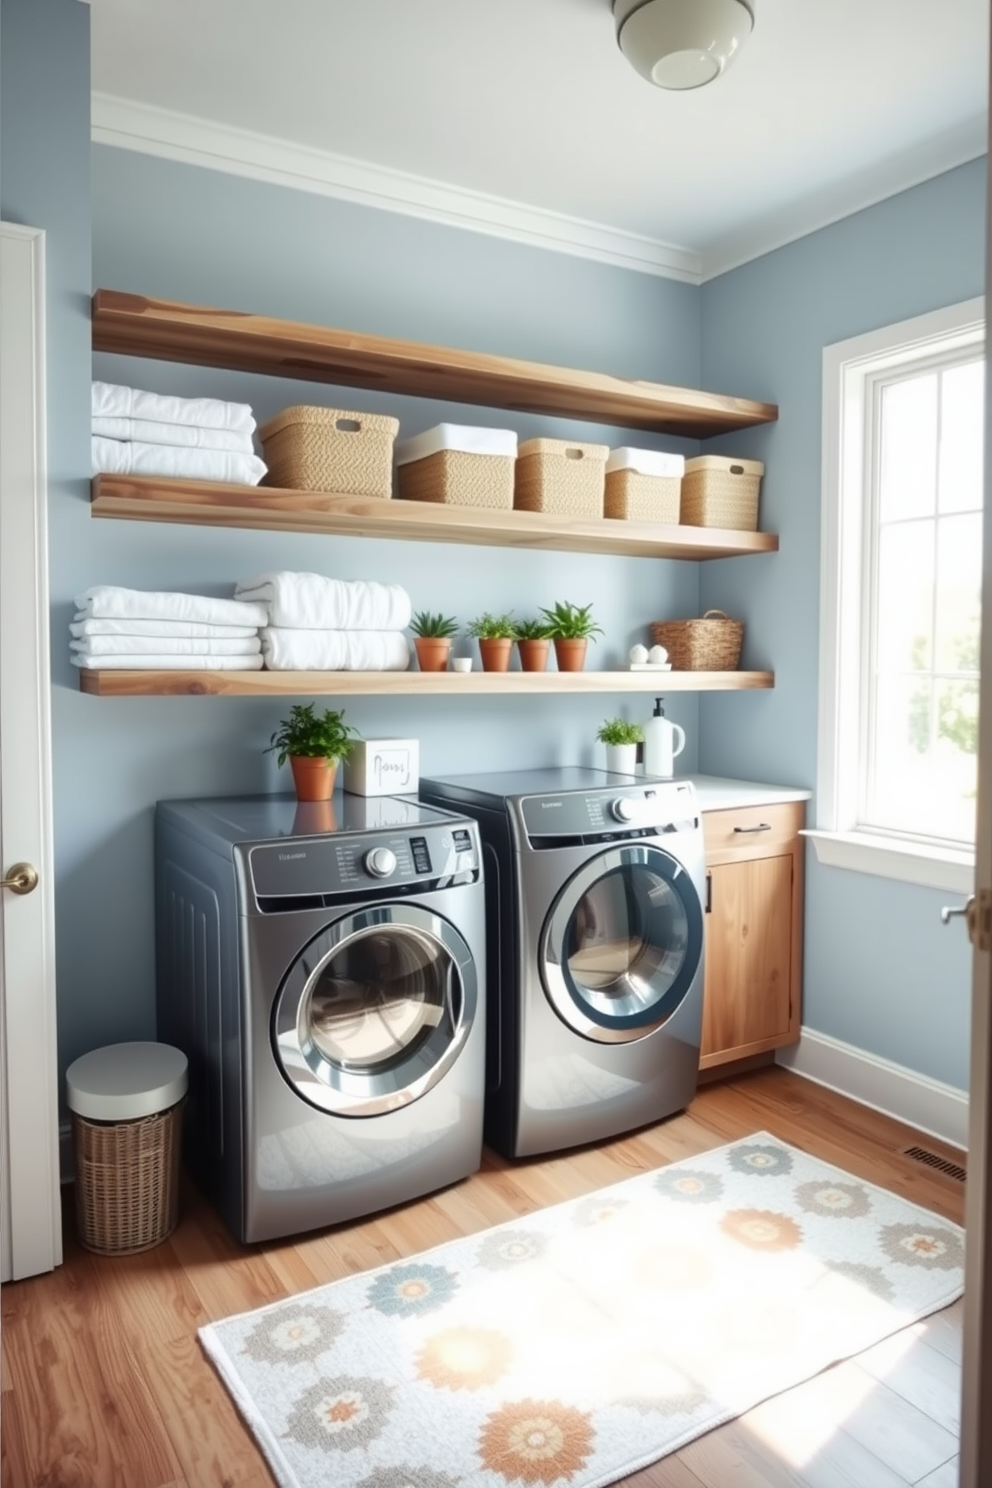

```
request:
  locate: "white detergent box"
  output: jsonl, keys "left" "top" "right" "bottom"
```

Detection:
{"left": 344, "top": 738, "right": 419, "bottom": 797}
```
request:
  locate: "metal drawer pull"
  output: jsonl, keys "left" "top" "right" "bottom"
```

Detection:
{"left": 733, "top": 823, "right": 772, "bottom": 834}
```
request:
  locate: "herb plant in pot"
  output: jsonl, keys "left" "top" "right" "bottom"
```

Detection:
{"left": 539, "top": 600, "right": 604, "bottom": 673}
{"left": 410, "top": 610, "right": 458, "bottom": 673}
{"left": 597, "top": 717, "right": 644, "bottom": 775}
{"left": 467, "top": 611, "right": 517, "bottom": 672}
{"left": 514, "top": 617, "right": 552, "bottom": 673}
{"left": 267, "top": 702, "right": 358, "bottom": 802}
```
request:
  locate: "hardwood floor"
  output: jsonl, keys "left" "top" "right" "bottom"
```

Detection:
{"left": 0, "top": 1067, "right": 966, "bottom": 1488}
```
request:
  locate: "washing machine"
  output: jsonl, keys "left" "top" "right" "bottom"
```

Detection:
{"left": 155, "top": 792, "right": 485, "bottom": 1243}
{"left": 419, "top": 767, "right": 704, "bottom": 1158}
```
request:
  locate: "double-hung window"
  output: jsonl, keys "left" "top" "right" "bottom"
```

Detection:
{"left": 812, "top": 298, "right": 985, "bottom": 893}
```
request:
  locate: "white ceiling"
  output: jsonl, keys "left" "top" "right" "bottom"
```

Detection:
{"left": 88, "top": 0, "right": 990, "bottom": 281}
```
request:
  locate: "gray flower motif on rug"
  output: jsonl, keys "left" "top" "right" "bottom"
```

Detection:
{"left": 654, "top": 1169, "right": 724, "bottom": 1204}
{"left": 795, "top": 1180, "right": 870, "bottom": 1219}
{"left": 356, "top": 1469, "right": 463, "bottom": 1488}
{"left": 240, "top": 1304, "right": 345, "bottom": 1366}
{"left": 284, "top": 1374, "right": 394, "bottom": 1453}
{"left": 476, "top": 1228, "right": 548, "bottom": 1269}
{"left": 572, "top": 1195, "right": 630, "bottom": 1226}
{"left": 880, "top": 1222, "right": 965, "bottom": 1270}
{"left": 728, "top": 1142, "right": 794, "bottom": 1177}
{"left": 827, "top": 1260, "right": 896, "bottom": 1303}
{"left": 366, "top": 1263, "right": 459, "bottom": 1317}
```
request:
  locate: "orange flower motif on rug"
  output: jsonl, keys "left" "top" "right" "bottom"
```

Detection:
{"left": 478, "top": 1399, "right": 595, "bottom": 1484}
{"left": 720, "top": 1208, "right": 802, "bottom": 1251}
{"left": 416, "top": 1326, "right": 513, "bottom": 1391}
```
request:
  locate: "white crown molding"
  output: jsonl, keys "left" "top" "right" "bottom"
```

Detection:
{"left": 91, "top": 92, "right": 701, "bottom": 284}
{"left": 701, "top": 116, "right": 988, "bottom": 281}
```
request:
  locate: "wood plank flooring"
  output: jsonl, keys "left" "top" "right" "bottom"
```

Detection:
{"left": 0, "top": 1068, "right": 966, "bottom": 1488}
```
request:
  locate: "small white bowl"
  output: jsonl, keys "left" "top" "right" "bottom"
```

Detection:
{"left": 451, "top": 657, "right": 473, "bottom": 673}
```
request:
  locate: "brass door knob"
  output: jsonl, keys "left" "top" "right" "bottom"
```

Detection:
{"left": 1, "top": 862, "right": 38, "bottom": 895}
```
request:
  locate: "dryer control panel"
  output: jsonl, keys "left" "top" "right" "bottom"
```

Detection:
{"left": 519, "top": 780, "right": 698, "bottom": 848}
{"left": 246, "top": 820, "right": 480, "bottom": 906}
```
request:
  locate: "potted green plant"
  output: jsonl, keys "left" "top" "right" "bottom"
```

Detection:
{"left": 266, "top": 702, "right": 358, "bottom": 802}
{"left": 597, "top": 717, "right": 644, "bottom": 775}
{"left": 467, "top": 611, "right": 517, "bottom": 672}
{"left": 539, "top": 600, "right": 604, "bottom": 672}
{"left": 514, "top": 617, "right": 552, "bottom": 673}
{"left": 410, "top": 610, "right": 459, "bottom": 672}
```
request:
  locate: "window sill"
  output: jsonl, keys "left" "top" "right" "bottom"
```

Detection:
{"left": 802, "top": 829, "right": 974, "bottom": 894}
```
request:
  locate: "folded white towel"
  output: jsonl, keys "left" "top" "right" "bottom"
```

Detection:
{"left": 260, "top": 629, "right": 410, "bottom": 671}
{"left": 71, "top": 653, "right": 264, "bottom": 671}
{"left": 71, "top": 635, "right": 262, "bottom": 658}
{"left": 92, "top": 436, "right": 267, "bottom": 486}
{"left": 92, "top": 381, "right": 256, "bottom": 434}
{"left": 235, "top": 572, "right": 412, "bottom": 631}
{"left": 70, "top": 617, "right": 261, "bottom": 640}
{"left": 74, "top": 586, "right": 269, "bottom": 629}
{"left": 92, "top": 416, "right": 256, "bottom": 455}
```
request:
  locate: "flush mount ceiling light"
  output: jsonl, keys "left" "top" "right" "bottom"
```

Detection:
{"left": 614, "top": 0, "right": 755, "bottom": 90}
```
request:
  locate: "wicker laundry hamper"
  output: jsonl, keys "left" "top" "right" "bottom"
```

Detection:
{"left": 514, "top": 438, "right": 608, "bottom": 518}
{"left": 650, "top": 609, "right": 744, "bottom": 671}
{"left": 67, "top": 1041, "right": 188, "bottom": 1256}
{"left": 680, "top": 455, "right": 764, "bottom": 530}
{"left": 395, "top": 424, "right": 517, "bottom": 509}
{"left": 259, "top": 405, "right": 399, "bottom": 496}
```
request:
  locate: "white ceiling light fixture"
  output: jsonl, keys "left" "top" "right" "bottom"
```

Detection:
{"left": 614, "top": 0, "right": 755, "bottom": 91}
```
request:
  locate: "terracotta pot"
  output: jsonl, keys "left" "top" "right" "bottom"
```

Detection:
{"left": 478, "top": 637, "right": 514, "bottom": 672}
{"left": 517, "top": 638, "right": 550, "bottom": 673}
{"left": 553, "top": 637, "right": 588, "bottom": 672}
{"left": 415, "top": 637, "right": 452, "bottom": 673}
{"left": 289, "top": 754, "right": 338, "bottom": 802}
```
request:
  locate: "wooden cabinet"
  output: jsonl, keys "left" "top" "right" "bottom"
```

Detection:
{"left": 699, "top": 800, "right": 804, "bottom": 1070}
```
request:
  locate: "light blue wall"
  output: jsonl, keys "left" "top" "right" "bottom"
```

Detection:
{"left": 698, "top": 160, "right": 987, "bottom": 1091}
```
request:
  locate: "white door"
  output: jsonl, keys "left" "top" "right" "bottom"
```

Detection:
{"left": 0, "top": 222, "right": 61, "bottom": 1281}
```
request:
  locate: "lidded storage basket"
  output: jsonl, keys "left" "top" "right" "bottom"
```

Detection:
{"left": 605, "top": 447, "right": 685, "bottom": 523}
{"left": 650, "top": 609, "right": 744, "bottom": 671}
{"left": 514, "top": 437, "right": 608, "bottom": 518}
{"left": 67, "top": 1041, "right": 188, "bottom": 1256}
{"left": 394, "top": 424, "right": 517, "bottom": 510}
{"left": 258, "top": 405, "right": 399, "bottom": 497}
{"left": 680, "top": 454, "right": 764, "bottom": 531}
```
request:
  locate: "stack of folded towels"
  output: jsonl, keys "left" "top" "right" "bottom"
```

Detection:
{"left": 92, "top": 381, "right": 268, "bottom": 486}
{"left": 71, "top": 586, "right": 269, "bottom": 671}
{"left": 234, "top": 572, "right": 412, "bottom": 670}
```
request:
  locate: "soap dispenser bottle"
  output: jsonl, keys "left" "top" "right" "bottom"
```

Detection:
{"left": 643, "top": 697, "right": 686, "bottom": 779}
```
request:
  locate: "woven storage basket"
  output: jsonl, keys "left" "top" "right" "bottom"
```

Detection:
{"left": 259, "top": 405, "right": 399, "bottom": 496}
{"left": 72, "top": 1099, "right": 184, "bottom": 1255}
{"left": 650, "top": 608, "right": 744, "bottom": 671}
{"left": 680, "top": 455, "right": 764, "bottom": 531}
{"left": 605, "top": 470, "right": 681, "bottom": 523}
{"left": 514, "top": 438, "right": 608, "bottom": 518}
{"left": 395, "top": 425, "right": 517, "bottom": 510}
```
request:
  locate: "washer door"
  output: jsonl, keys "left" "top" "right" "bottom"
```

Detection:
{"left": 273, "top": 904, "right": 478, "bottom": 1116}
{"left": 540, "top": 844, "right": 703, "bottom": 1044}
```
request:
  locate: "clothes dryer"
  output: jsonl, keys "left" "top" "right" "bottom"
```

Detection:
{"left": 420, "top": 768, "right": 704, "bottom": 1158}
{"left": 155, "top": 793, "right": 484, "bottom": 1242}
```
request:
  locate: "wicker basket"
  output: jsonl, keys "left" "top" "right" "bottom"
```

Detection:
{"left": 605, "top": 469, "right": 681, "bottom": 523}
{"left": 650, "top": 608, "right": 744, "bottom": 671}
{"left": 72, "top": 1099, "right": 184, "bottom": 1255}
{"left": 514, "top": 438, "right": 608, "bottom": 517}
{"left": 259, "top": 405, "right": 399, "bottom": 496}
{"left": 680, "top": 455, "right": 764, "bottom": 531}
{"left": 395, "top": 426, "right": 517, "bottom": 509}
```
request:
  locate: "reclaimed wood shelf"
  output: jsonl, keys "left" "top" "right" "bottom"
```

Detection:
{"left": 77, "top": 669, "right": 774, "bottom": 698}
{"left": 91, "top": 290, "right": 778, "bottom": 438}
{"left": 90, "top": 474, "right": 780, "bottom": 560}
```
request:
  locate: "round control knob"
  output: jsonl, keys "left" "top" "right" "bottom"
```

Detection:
{"left": 364, "top": 846, "right": 397, "bottom": 879}
{"left": 611, "top": 797, "right": 638, "bottom": 823}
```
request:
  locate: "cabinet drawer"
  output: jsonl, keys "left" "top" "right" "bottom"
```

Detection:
{"left": 702, "top": 800, "right": 804, "bottom": 861}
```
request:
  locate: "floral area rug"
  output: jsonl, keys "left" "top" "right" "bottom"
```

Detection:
{"left": 200, "top": 1133, "right": 964, "bottom": 1488}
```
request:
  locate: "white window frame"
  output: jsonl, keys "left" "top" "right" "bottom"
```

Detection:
{"left": 807, "top": 297, "right": 985, "bottom": 894}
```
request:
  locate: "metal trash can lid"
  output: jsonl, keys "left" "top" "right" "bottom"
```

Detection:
{"left": 66, "top": 1041, "right": 188, "bottom": 1121}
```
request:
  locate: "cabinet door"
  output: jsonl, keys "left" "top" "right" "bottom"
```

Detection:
{"left": 701, "top": 853, "right": 794, "bottom": 1062}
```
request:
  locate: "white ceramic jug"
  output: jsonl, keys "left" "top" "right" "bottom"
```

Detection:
{"left": 642, "top": 698, "right": 685, "bottom": 778}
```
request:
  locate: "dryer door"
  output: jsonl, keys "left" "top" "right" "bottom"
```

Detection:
{"left": 273, "top": 904, "right": 479, "bottom": 1116}
{"left": 540, "top": 844, "right": 703, "bottom": 1044}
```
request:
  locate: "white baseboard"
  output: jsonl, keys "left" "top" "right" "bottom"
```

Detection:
{"left": 776, "top": 1027, "right": 968, "bottom": 1152}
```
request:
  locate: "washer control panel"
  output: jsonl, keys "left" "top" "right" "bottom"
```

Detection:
{"left": 519, "top": 780, "right": 697, "bottom": 844}
{"left": 248, "top": 820, "right": 480, "bottom": 900}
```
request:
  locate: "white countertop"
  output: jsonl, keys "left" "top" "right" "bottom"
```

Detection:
{"left": 675, "top": 775, "right": 813, "bottom": 812}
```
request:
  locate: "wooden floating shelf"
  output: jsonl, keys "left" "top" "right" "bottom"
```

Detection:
{"left": 91, "top": 290, "right": 778, "bottom": 439}
{"left": 90, "top": 475, "right": 780, "bottom": 561}
{"left": 77, "top": 669, "right": 775, "bottom": 698}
